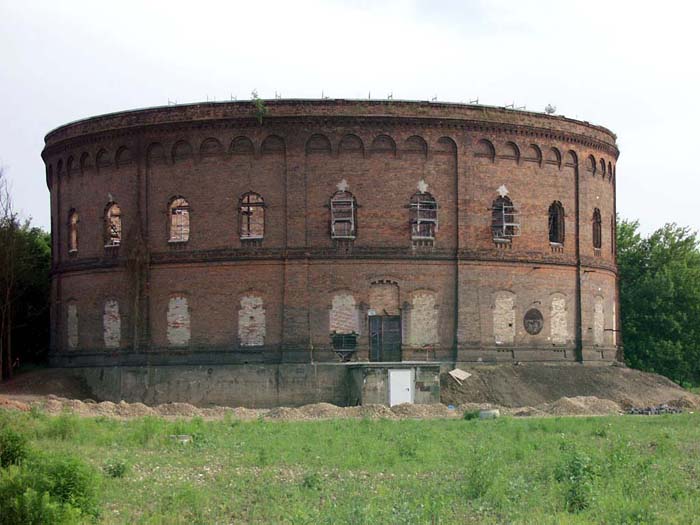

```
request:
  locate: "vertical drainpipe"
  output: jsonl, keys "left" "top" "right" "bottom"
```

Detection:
{"left": 613, "top": 162, "right": 622, "bottom": 362}
{"left": 453, "top": 133, "right": 460, "bottom": 366}
{"left": 574, "top": 158, "right": 583, "bottom": 363}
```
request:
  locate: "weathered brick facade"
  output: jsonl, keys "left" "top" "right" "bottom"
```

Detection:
{"left": 43, "top": 99, "right": 620, "bottom": 368}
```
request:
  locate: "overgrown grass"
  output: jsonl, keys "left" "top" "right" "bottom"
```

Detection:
{"left": 1, "top": 410, "right": 700, "bottom": 523}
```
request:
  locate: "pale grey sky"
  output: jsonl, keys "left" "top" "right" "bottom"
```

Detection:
{"left": 1, "top": 0, "right": 698, "bottom": 234}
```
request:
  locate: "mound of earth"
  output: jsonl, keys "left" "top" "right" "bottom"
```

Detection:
{"left": 0, "top": 367, "right": 93, "bottom": 401}
{"left": 441, "top": 363, "right": 700, "bottom": 409}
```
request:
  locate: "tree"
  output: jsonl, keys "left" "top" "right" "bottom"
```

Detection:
{"left": 618, "top": 219, "right": 700, "bottom": 385}
{"left": 0, "top": 167, "right": 18, "bottom": 379}
{"left": 0, "top": 168, "right": 51, "bottom": 379}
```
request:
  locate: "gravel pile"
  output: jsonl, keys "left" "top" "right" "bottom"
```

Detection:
{"left": 626, "top": 404, "right": 683, "bottom": 415}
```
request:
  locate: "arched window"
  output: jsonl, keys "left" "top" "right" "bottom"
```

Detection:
{"left": 330, "top": 190, "right": 356, "bottom": 239}
{"left": 68, "top": 209, "right": 79, "bottom": 253}
{"left": 492, "top": 196, "right": 520, "bottom": 240}
{"left": 409, "top": 192, "right": 438, "bottom": 240}
{"left": 239, "top": 192, "right": 265, "bottom": 239}
{"left": 592, "top": 208, "right": 602, "bottom": 249}
{"left": 548, "top": 201, "right": 565, "bottom": 244}
{"left": 169, "top": 197, "right": 190, "bottom": 242}
{"left": 104, "top": 203, "right": 122, "bottom": 247}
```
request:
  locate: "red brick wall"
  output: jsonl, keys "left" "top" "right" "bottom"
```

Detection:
{"left": 44, "top": 100, "right": 619, "bottom": 364}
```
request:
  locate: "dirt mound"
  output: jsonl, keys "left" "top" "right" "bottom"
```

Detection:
{"left": 537, "top": 396, "right": 622, "bottom": 416}
{"left": 297, "top": 402, "right": 348, "bottom": 419}
{"left": 265, "top": 407, "right": 304, "bottom": 420}
{"left": 0, "top": 395, "right": 30, "bottom": 412}
{"left": 390, "top": 403, "right": 458, "bottom": 419}
{"left": 155, "top": 402, "right": 201, "bottom": 417}
{"left": 441, "top": 363, "right": 700, "bottom": 409}
{"left": 0, "top": 368, "right": 93, "bottom": 400}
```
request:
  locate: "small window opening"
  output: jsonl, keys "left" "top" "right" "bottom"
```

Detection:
{"left": 330, "top": 191, "right": 356, "bottom": 239}
{"left": 410, "top": 192, "right": 438, "bottom": 240}
{"left": 68, "top": 210, "right": 79, "bottom": 253}
{"left": 548, "top": 201, "right": 565, "bottom": 244}
{"left": 169, "top": 197, "right": 190, "bottom": 242}
{"left": 240, "top": 192, "right": 265, "bottom": 240}
{"left": 593, "top": 208, "right": 602, "bottom": 250}
{"left": 105, "top": 202, "right": 122, "bottom": 247}
{"left": 492, "top": 196, "right": 520, "bottom": 240}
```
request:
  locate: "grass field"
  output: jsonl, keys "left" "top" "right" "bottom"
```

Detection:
{"left": 1, "top": 410, "right": 700, "bottom": 524}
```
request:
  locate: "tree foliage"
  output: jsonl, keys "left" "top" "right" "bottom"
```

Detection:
{"left": 618, "top": 219, "right": 700, "bottom": 385}
{"left": 0, "top": 169, "right": 50, "bottom": 379}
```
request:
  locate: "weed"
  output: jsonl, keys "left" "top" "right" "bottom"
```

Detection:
{"left": 463, "top": 410, "right": 480, "bottom": 421}
{"left": 0, "top": 426, "right": 28, "bottom": 467}
{"left": 102, "top": 458, "right": 128, "bottom": 478}
{"left": 45, "top": 410, "right": 79, "bottom": 441}
{"left": 301, "top": 471, "right": 322, "bottom": 490}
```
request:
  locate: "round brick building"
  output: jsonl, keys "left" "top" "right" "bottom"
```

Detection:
{"left": 42, "top": 99, "right": 620, "bottom": 406}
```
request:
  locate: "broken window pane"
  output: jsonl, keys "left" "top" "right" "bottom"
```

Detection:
{"left": 169, "top": 197, "right": 190, "bottom": 242}
{"left": 409, "top": 192, "right": 438, "bottom": 240}
{"left": 240, "top": 192, "right": 265, "bottom": 239}
{"left": 330, "top": 191, "right": 356, "bottom": 239}
{"left": 105, "top": 203, "right": 122, "bottom": 247}
{"left": 492, "top": 196, "right": 520, "bottom": 240}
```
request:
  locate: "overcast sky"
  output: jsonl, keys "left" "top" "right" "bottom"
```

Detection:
{"left": 1, "top": 0, "right": 698, "bottom": 234}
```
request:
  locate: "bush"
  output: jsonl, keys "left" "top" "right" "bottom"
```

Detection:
{"left": 0, "top": 426, "right": 28, "bottom": 468}
{"left": 556, "top": 449, "right": 596, "bottom": 513}
{"left": 102, "top": 459, "right": 128, "bottom": 478}
{"left": 463, "top": 410, "right": 480, "bottom": 421}
{"left": 45, "top": 411, "right": 79, "bottom": 441}
{"left": 0, "top": 453, "right": 100, "bottom": 523}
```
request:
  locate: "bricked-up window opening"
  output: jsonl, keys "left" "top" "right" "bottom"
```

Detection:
{"left": 548, "top": 201, "right": 565, "bottom": 244}
{"left": 68, "top": 209, "right": 79, "bottom": 253}
{"left": 103, "top": 299, "right": 121, "bottom": 348}
{"left": 409, "top": 192, "right": 438, "bottom": 240}
{"left": 592, "top": 208, "right": 602, "bottom": 249}
{"left": 239, "top": 192, "right": 265, "bottom": 240}
{"left": 169, "top": 197, "right": 190, "bottom": 242}
{"left": 104, "top": 203, "right": 122, "bottom": 247}
{"left": 492, "top": 196, "right": 520, "bottom": 240}
{"left": 330, "top": 191, "right": 356, "bottom": 239}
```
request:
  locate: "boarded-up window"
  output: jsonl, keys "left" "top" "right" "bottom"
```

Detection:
{"left": 239, "top": 295, "right": 265, "bottom": 346}
{"left": 240, "top": 192, "right": 265, "bottom": 240}
{"left": 369, "top": 282, "right": 400, "bottom": 316}
{"left": 67, "top": 302, "right": 78, "bottom": 349}
{"left": 329, "top": 293, "right": 359, "bottom": 334}
{"left": 409, "top": 291, "right": 438, "bottom": 346}
{"left": 169, "top": 198, "right": 190, "bottom": 242}
{"left": 494, "top": 292, "right": 515, "bottom": 344}
{"left": 550, "top": 295, "right": 567, "bottom": 345}
{"left": 167, "top": 295, "right": 190, "bottom": 346}
{"left": 103, "top": 299, "right": 121, "bottom": 348}
{"left": 594, "top": 296, "right": 604, "bottom": 346}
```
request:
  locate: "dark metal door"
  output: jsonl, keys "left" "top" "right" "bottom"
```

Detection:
{"left": 369, "top": 316, "right": 402, "bottom": 362}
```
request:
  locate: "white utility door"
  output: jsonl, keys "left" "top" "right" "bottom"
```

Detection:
{"left": 389, "top": 369, "right": 413, "bottom": 406}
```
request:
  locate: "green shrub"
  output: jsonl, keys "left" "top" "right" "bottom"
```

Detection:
{"left": 0, "top": 426, "right": 29, "bottom": 468}
{"left": 45, "top": 411, "right": 79, "bottom": 441}
{"left": 0, "top": 453, "right": 100, "bottom": 522}
{"left": 463, "top": 410, "right": 480, "bottom": 421}
{"left": 102, "top": 458, "right": 128, "bottom": 478}
{"left": 556, "top": 449, "right": 596, "bottom": 513}
{"left": 0, "top": 482, "right": 82, "bottom": 525}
